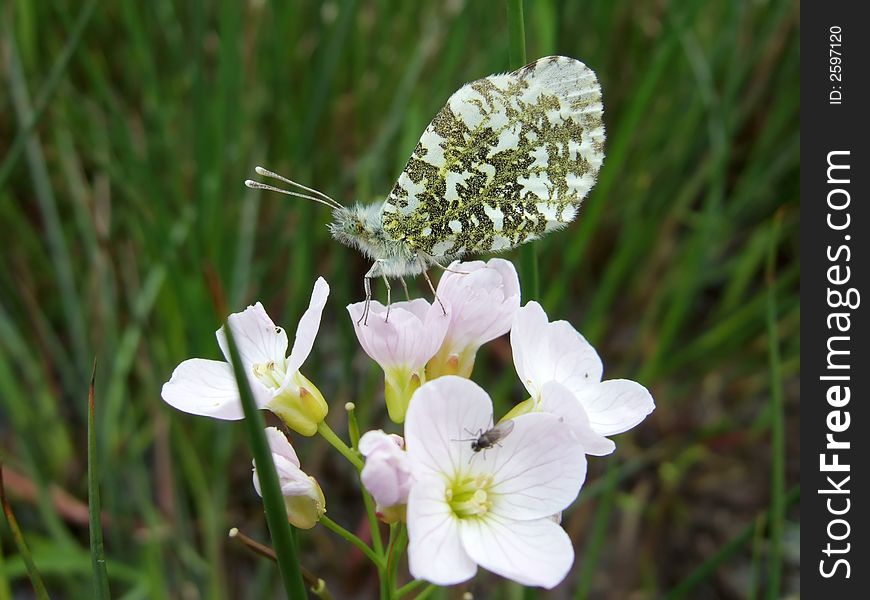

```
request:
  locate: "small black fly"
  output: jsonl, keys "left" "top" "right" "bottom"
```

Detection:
{"left": 453, "top": 420, "right": 515, "bottom": 457}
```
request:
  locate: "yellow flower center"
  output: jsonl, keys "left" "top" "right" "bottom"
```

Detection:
{"left": 446, "top": 473, "right": 495, "bottom": 519}
{"left": 252, "top": 359, "right": 285, "bottom": 390}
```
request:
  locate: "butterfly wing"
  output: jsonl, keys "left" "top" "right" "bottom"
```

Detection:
{"left": 382, "top": 56, "right": 605, "bottom": 259}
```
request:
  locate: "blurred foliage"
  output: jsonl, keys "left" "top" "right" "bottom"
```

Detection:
{"left": 0, "top": 0, "right": 798, "bottom": 598}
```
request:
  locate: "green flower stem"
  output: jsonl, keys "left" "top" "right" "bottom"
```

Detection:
{"left": 317, "top": 421, "right": 364, "bottom": 470}
{"left": 346, "top": 402, "right": 361, "bottom": 450}
{"left": 396, "top": 578, "right": 427, "bottom": 599}
{"left": 361, "top": 486, "right": 384, "bottom": 555}
{"left": 319, "top": 515, "right": 384, "bottom": 569}
{"left": 386, "top": 524, "right": 408, "bottom": 598}
{"left": 413, "top": 584, "right": 437, "bottom": 600}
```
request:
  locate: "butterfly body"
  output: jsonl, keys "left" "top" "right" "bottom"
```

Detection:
{"left": 329, "top": 55, "right": 604, "bottom": 279}
{"left": 328, "top": 203, "right": 436, "bottom": 278}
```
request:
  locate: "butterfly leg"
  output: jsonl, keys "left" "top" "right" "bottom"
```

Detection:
{"left": 431, "top": 261, "right": 469, "bottom": 275}
{"left": 358, "top": 263, "right": 380, "bottom": 326}
{"left": 399, "top": 277, "right": 410, "bottom": 301}
{"left": 421, "top": 270, "right": 447, "bottom": 316}
{"left": 382, "top": 273, "right": 392, "bottom": 322}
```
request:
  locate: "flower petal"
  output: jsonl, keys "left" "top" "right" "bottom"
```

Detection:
{"left": 217, "top": 302, "right": 288, "bottom": 368}
{"left": 286, "top": 277, "right": 330, "bottom": 375}
{"left": 348, "top": 299, "right": 448, "bottom": 371}
{"left": 404, "top": 376, "right": 494, "bottom": 480}
{"left": 437, "top": 258, "right": 521, "bottom": 350}
{"left": 539, "top": 381, "right": 615, "bottom": 456}
{"left": 407, "top": 477, "right": 477, "bottom": 586}
{"left": 264, "top": 427, "right": 301, "bottom": 467}
{"left": 511, "top": 302, "right": 603, "bottom": 398}
{"left": 486, "top": 412, "right": 586, "bottom": 520}
{"left": 161, "top": 358, "right": 246, "bottom": 420}
{"left": 574, "top": 379, "right": 656, "bottom": 436}
{"left": 460, "top": 514, "right": 574, "bottom": 589}
{"left": 359, "top": 430, "right": 414, "bottom": 509}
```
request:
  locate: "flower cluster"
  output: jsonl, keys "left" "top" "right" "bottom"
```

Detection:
{"left": 161, "top": 259, "right": 655, "bottom": 591}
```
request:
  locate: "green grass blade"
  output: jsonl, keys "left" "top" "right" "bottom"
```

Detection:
{"left": 5, "top": 26, "right": 89, "bottom": 376}
{"left": 0, "top": 0, "right": 97, "bottom": 190}
{"left": 664, "top": 486, "right": 799, "bottom": 599}
{"left": 573, "top": 461, "right": 617, "bottom": 599}
{"left": 0, "top": 464, "right": 51, "bottom": 600}
{"left": 764, "top": 211, "right": 785, "bottom": 599}
{"left": 88, "top": 362, "right": 111, "bottom": 599}
{"left": 222, "top": 326, "right": 307, "bottom": 599}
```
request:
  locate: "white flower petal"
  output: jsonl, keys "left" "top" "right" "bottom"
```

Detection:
{"left": 511, "top": 302, "right": 603, "bottom": 397}
{"left": 161, "top": 358, "right": 253, "bottom": 420}
{"left": 510, "top": 301, "right": 550, "bottom": 387}
{"left": 264, "top": 427, "right": 301, "bottom": 467}
{"left": 460, "top": 514, "right": 574, "bottom": 589}
{"left": 574, "top": 379, "right": 656, "bottom": 436}
{"left": 539, "top": 382, "right": 615, "bottom": 456}
{"left": 485, "top": 412, "right": 586, "bottom": 520}
{"left": 404, "top": 377, "right": 494, "bottom": 480}
{"left": 217, "top": 302, "right": 288, "bottom": 368}
{"left": 407, "top": 477, "right": 477, "bottom": 586}
{"left": 286, "top": 277, "right": 330, "bottom": 375}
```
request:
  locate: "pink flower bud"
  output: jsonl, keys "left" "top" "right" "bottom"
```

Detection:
{"left": 359, "top": 430, "right": 415, "bottom": 522}
{"left": 253, "top": 428, "right": 325, "bottom": 529}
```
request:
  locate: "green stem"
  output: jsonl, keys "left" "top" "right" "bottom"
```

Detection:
{"left": 361, "top": 487, "right": 384, "bottom": 555}
{"left": 317, "top": 421, "right": 364, "bottom": 470}
{"left": 413, "top": 584, "right": 437, "bottom": 600}
{"left": 386, "top": 524, "right": 408, "bottom": 598}
{"left": 396, "top": 579, "right": 427, "bottom": 599}
{"left": 346, "top": 402, "right": 361, "bottom": 450}
{"left": 319, "top": 515, "right": 384, "bottom": 569}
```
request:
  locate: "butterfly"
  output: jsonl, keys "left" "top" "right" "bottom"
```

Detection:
{"left": 246, "top": 56, "right": 605, "bottom": 322}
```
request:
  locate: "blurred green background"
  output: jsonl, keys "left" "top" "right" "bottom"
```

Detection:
{"left": 0, "top": 0, "right": 798, "bottom": 598}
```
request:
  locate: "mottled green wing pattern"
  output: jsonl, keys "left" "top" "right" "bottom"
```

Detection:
{"left": 381, "top": 55, "right": 605, "bottom": 258}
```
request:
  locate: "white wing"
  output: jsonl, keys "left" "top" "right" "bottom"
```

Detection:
{"left": 382, "top": 56, "right": 605, "bottom": 259}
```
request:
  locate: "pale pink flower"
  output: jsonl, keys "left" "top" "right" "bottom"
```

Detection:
{"left": 359, "top": 430, "right": 415, "bottom": 522}
{"left": 404, "top": 376, "right": 586, "bottom": 588}
{"left": 510, "top": 301, "right": 655, "bottom": 455}
{"left": 347, "top": 299, "right": 449, "bottom": 422}
{"left": 161, "top": 278, "right": 330, "bottom": 435}
{"left": 253, "top": 427, "right": 325, "bottom": 529}
{"left": 427, "top": 259, "right": 521, "bottom": 378}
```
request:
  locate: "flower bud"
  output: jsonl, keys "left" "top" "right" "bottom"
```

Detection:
{"left": 253, "top": 428, "right": 326, "bottom": 529}
{"left": 359, "top": 430, "right": 415, "bottom": 522}
{"left": 266, "top": 371, "right": 328, "bottom": 436}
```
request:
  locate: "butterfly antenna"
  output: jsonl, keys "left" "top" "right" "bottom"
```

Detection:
{"left": 247, "top": 166, "right": 344, "bottom": 210}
